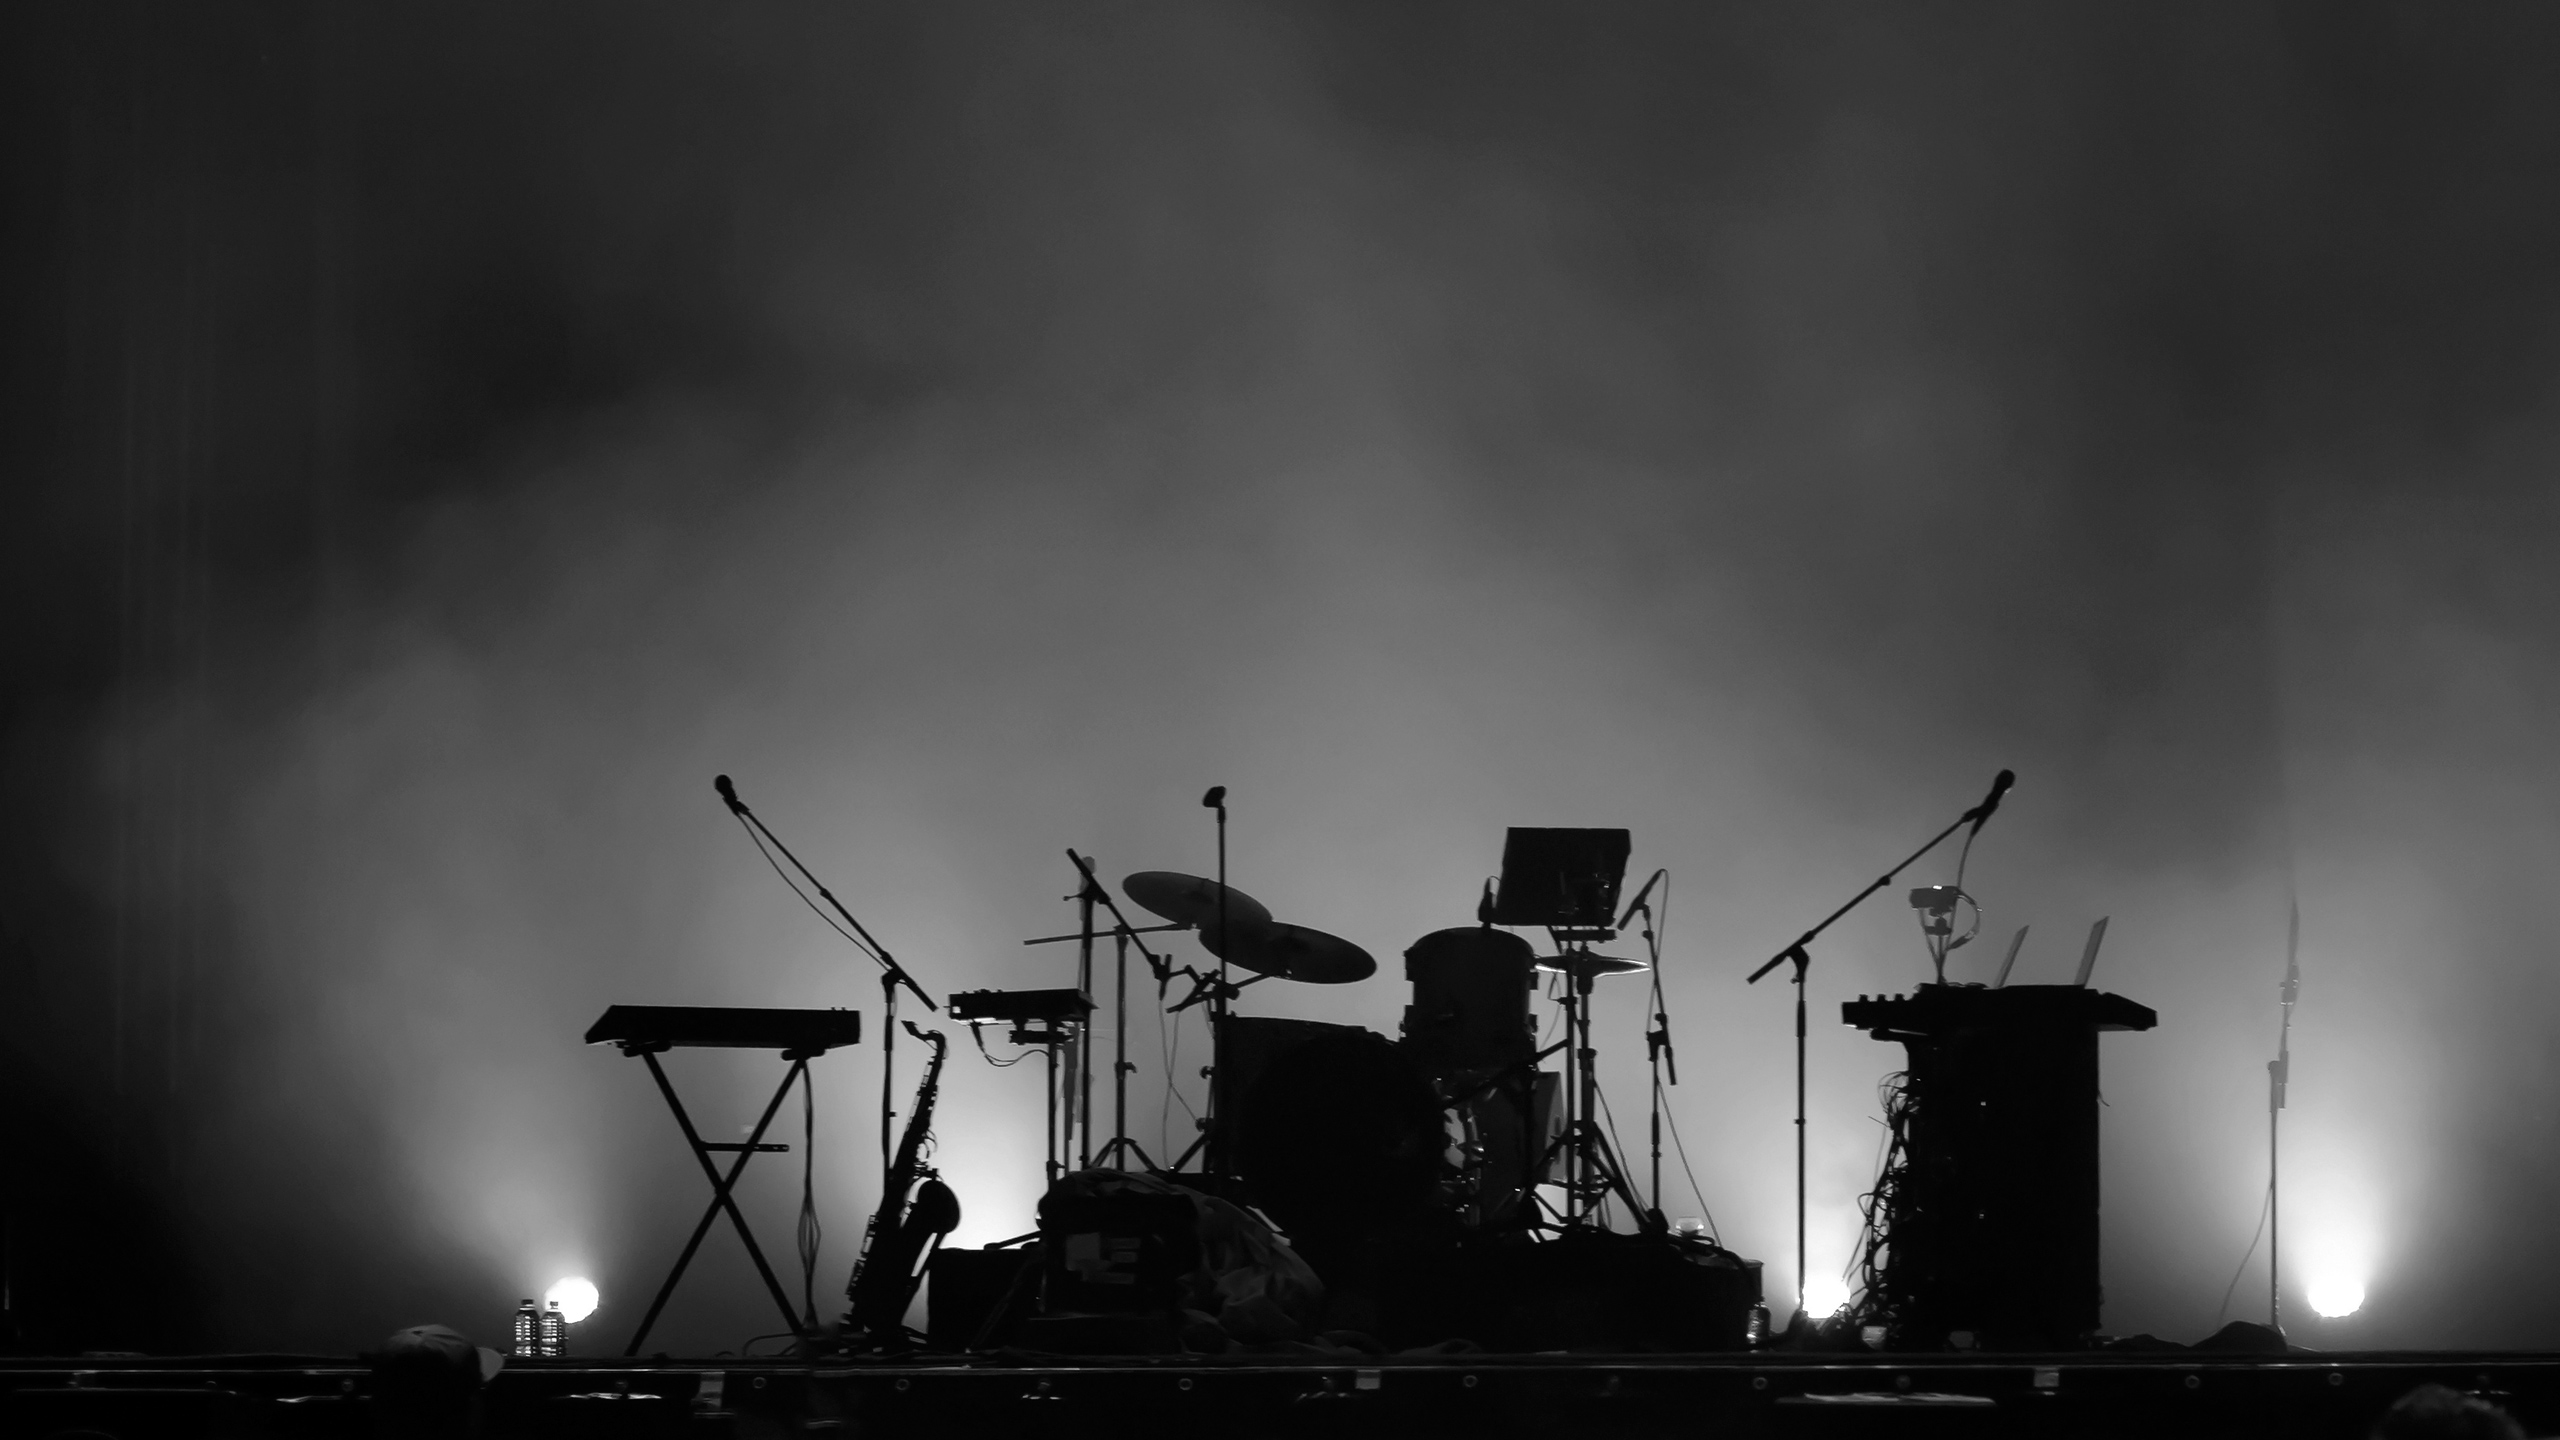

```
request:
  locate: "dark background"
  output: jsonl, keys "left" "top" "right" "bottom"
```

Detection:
{"left": 6, "top": 1, "right": 2559, "bottom": 1354}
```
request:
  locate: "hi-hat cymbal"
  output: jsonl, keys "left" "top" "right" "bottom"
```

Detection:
{"left": 1534, "top": 950, "right": 1650, "bottom": 980}
{"left": 1121, "top": 872, "right": 1273, "bottom": 934}
{"left": 1202, "top": 920, "right": 1377, "bottom": 985}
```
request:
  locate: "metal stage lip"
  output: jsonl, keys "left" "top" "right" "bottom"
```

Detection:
{"left": 6, "top": 1349, "right": 2559, "bottom": 1438}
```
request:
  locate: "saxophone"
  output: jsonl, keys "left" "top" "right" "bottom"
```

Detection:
{"left": 842, "top": 1022, "right": 959, "bottom": 1343}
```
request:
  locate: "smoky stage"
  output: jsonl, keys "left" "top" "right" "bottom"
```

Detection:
{"left": 21, "top": 9, "right": 2560, "bottom": 1440}
{"left": 11, "top": 811, "right": 2553, "bottom": 1440}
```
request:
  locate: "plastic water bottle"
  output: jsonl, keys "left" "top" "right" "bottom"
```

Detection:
{"left": 539, "top": 1299, "right": 566, "bottom": 1358}
{"left": 511, "top": 1299, "right": 539, "bottom": 1357}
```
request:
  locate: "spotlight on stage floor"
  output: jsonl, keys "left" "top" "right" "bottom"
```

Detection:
{"left": 1802, "top": 1274, "right": 1852, "bottom": 1319}
{"left": 2307, "top": 1271, "right": 2365, "bottom": 1320}
{"left": 546, "top": 1276, "right": 600, "bottom": 1325}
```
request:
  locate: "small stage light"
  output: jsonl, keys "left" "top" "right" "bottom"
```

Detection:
{"left": 1802, "top": 1275, "right": 1851, "bottom": 1318}
{"left": 546, "top": 1276, "right": 600, "bottom": 1324}
{"left": 2307, "top": 1272, "right": 2364, "bottom": 1319}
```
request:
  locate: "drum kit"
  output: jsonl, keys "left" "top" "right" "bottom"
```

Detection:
{"left": 974, "top": 797, "right": 1674, "bottom": 1247}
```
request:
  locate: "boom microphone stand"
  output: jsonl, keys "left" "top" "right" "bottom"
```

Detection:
{"left": 1745, "top": 769, "right": 2013, "bottom": 1327}
{"left": 716, "top": 776, "right": 939, "bottom": 1175}
{"left": 1064, "top": 849, "right": 1183, "bottom": 1171}
{"left": 1621, "top": 870, "right": 1672, "bottom": 1215}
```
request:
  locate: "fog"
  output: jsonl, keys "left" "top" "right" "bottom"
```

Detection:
{"left": 13, "top": 2, "right": 2560, "bottom": 1354}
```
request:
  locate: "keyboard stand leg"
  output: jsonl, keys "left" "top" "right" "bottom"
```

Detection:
{"left": 623, "top": 1051, "right": 812, "bottom": 1356}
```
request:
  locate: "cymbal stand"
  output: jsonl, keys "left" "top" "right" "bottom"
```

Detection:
{"left": 1203, "top": 786, "right": 1231, "bottom": 1175}
{"left": 1074, "top": 866, "right": 1095, "bottom": 1169}
{"left": 1743, "top": 770, "right": 2011, "bottom": 1328}
{"left": 1534, "top": 946, "right": 1652, "bottom": 1230}
{"left": 1021, "top": 850, "right": 1184, "bottom": 1176}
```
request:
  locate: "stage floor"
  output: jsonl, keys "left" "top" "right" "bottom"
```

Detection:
{"left": 5, "top": 1347, "right": 2554, "bottom": 1438}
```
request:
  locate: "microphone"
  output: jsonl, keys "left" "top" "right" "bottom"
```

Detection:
{"left": 1201, "top": 785, "right": 1226, "bottom": 810}
{"left": 714, "top": 774, "right": 745, "bottom": 815}
{"left": 1616, "top": 868, "right": 1665, "bottom": 931}
{"left": 1963, "top": 769, "right": 2015, "bottom": 838}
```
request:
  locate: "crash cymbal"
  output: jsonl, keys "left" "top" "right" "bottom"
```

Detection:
{"left": 1534, "top": 950, "right": 1650, "bottom": 979}
{"left": 1201, "top": 920, "right": 1377, "bottom": 985}
{"left": 1121, "top": 872, "right": 1274, "bottom": 934}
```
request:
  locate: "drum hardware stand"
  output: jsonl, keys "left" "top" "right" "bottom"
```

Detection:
{"left": 1021, "top": 850, "right": 1186, "bottom": 1176}
{"left": 1160, "top": 967, "right": 1263, "bottom": 1173}
{"left": 1154, "top": 786, "right": 1240, "bottom": 1176}
{"left": 2268, "top": 898, "right": 2300, "bottom": 1336}
{"left": 715, "top": 775, "right": 939, "bottom": 1175}
{"left": 1166, "top": 967, "right": 1264, "bottom": 1014}
{"left": 1536, "top": 944, "right": 1657, "bottom": 1231}
{"left": 1477, "top": 827, "right": 1640, "bottom": 1231}
{"left": 1203, "top": 785, "right": 1233, "bottom": 1175}
{"left": 1745, "top": 769, "right": 2013, "bottom": 1329}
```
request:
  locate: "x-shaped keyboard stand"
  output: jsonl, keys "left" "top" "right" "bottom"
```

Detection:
{"left": 618, "top": 1043, "right": 821, "bottom": 1356}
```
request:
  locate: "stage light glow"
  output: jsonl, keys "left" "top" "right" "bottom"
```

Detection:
{"left": 1802, "top": 1274, "right": 1851, "bottom": 1317}
{"left": 546, "top": 1276, "right": 599, "bottom": 1324}
{"left": 2306, "top": 1271, "right": 2364, "bottom": 1319}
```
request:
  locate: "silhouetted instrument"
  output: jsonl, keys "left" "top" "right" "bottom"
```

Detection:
{"left": 843, "top": 1023, "right": 958, "bottom": 1347}
{"left": 1199, "top": 918, "right": 1377, "bottom": 984}
{"left": 1533, "top": 950, "right": 1649, "bottom": 981}
{"left": 590, "top": 1005, "right": 863, "bottom": 1355}
{"left": 1402, "top": 927, "right": 1537, "bottom": 1073}
{"left": 946, "top": 988, "right": 1095, "bottom": 1025}
{"left": 584, "top": 1004, "right": 863, "bottom": 1054}
{"left": 1220, "top": 1019, "right": 1445, "bottom": 1245}
{"left": 1120, "top": 871, "right": 1273, "bottom": 935}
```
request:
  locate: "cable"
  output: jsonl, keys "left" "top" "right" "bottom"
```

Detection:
{"left": 1849, "top": 1070, "right": 1914, "bottom": 1326}
{"left": 1657, "top": 1080, "right": 1721, "bottom": 1244}
{"left": 732, "top": 813, "right": 880, "bottom": 962}
{"left": 1641, "top": 873, "right": 1721, "bottom": 1243}
{"left": 1158, "top": 992, "right": 1197, "bottom": 1164}
{"left": 2216, "top": 1179, "right": 2276, "bottom": 1328}
{"left": 968, "top": 1021, "right": 1035, "bottom": 1068}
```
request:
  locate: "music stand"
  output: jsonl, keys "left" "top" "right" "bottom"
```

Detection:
{"left": 1490, "top": 828, "right": 1632, "bottom": 932}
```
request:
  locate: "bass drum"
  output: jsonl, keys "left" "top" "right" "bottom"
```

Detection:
{"left": 1229, "top": 1021, "right": 1446, "bottom": 1245}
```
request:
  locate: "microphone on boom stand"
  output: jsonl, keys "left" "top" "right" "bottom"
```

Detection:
{"left": 1743, "top": 767, "right": 2016, "bottom": 1337}
{"left": 1963, "top": 769, "right": 2016, "bottom": 839}
{"left": 1616, "top": 868, "right": 1664, "bottom": 933}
